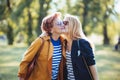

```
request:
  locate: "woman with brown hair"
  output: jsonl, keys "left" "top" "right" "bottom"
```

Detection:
{"left": 18, "top": 12, "right": 67, "bottom": 80}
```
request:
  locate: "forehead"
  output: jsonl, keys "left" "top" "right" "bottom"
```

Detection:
{"left": 54, "top": 17, "right": 62, "bottom": 22}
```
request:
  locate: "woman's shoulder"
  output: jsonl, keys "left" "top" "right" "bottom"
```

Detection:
{"left": 73, "top": 38, "right": 91, "bottom": 48}
{"left": 77, "top": 38, "right": 89, "bottom": 45}
{"left": 78, "top": 38, "right": 94, "bottom": 49}
{"left": 31, "top": 37, "right": 43, "bottom": 46}
{"left": 79, "top": 38, "right": 87, "bottom": 42}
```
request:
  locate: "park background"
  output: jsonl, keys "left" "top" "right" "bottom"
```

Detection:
{"left": 0, "top": 0, "right": 120, "bottom": 80}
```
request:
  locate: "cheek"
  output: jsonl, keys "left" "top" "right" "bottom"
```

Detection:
{"left": 65, "top": 25, "right": 69, "bottom": 30}
{"left": 53, "top": 27, "right": 61, "bottom": 32}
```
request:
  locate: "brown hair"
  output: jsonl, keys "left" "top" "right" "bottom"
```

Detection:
{"left": 41, "top": 12, "right": 61, "bottom": 35}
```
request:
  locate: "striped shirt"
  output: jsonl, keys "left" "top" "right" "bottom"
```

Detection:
{"left": 66, "top": 51, "right": 75, "bottom": 80}
{"left": 51, "top": 37, "right": 62, "bottom": 80}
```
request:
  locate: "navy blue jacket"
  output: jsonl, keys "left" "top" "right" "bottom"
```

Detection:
{"left": 64, "top": 39, "right": 95, "bottom": 80}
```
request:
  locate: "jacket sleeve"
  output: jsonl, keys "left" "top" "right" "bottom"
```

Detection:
{"left": 18, "top": 37, "right": 43, "bottom": 77}
{"left": 81, "top": 40, "right": 96, "bottom": 66}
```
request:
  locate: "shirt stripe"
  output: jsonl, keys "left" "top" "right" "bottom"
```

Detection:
{"left": 66, "top": 51, "right": 75, "bottom": 80}
{"left": 51, "top": 38, "right": 62, "bottom": 80}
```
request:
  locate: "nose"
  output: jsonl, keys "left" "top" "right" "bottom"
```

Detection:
{"left": 61, "top": 23, "right": 66, "bottom": 29}
{"left": 61, "top": 22, "right": 64, "bottom": 26}
{"left": 59, "top": 21, "right": 64, "bottom": 27}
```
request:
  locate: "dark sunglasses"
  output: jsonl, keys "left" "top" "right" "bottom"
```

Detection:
{"left": 63, "top": 21, "right": 69, "bottom": 25}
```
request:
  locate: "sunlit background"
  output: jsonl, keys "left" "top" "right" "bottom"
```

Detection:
{"left": 0, "top": 0, "right": 120, "bottom": 80}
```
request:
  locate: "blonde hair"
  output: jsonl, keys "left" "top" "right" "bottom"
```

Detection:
{"left": 64, "top": 14, "right": 86, "bottom": 40}
{"left": 64, "top": 14, "right": 95, "bottom": 50}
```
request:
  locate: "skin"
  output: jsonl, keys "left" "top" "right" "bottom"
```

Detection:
{"left": 89, "top": 65, "right": 99, "bottom": 80}
{"left": 51, "top": 17, "right": 65, "bottom": 40}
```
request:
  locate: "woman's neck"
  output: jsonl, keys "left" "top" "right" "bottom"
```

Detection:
{"left": 66, "top": 36, "right": 73, "bottom": 52}
{"left": 51, "top": 33, "right": 60, "bottom": 41}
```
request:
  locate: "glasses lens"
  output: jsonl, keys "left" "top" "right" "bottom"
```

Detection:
{"left": 63, "top": 21, "right": 68, "bottom": 25}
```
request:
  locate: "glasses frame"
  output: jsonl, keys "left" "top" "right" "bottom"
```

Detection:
{"left": 63, "top": 21, "right": 69, "bottom": 25}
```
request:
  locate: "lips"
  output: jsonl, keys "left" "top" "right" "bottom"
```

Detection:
{"left": 60, "top": 26, "right": 65, "bottom": 29}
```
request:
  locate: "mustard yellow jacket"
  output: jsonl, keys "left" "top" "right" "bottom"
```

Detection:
{"left": 18, "top": 36, "right": 66, "bottom": 80}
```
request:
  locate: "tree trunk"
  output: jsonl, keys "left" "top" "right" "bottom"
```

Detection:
{"left": 7, "top": 23, "right": 14, "bottom": 45}
{"left": 103, "top": 23, "right": 109, "bottom": 45}
{"left": 36, "top": 0, "right": 51, "bottom": 36}
{"left": 7, "top": 0, "right": 11, "bottom": 11}
{"left": 36, "top": 0, "right": 46, "bottom": 36}
{"left": 103, "top": 13, "right": 110, "bottom": 45}
{"left": 82, "top": 7, "right": 87, "bottom": 35}
{"left": 27, "top": 9, "right": 32, "bottom": 45}
{"left": 82, "top": 0, "right": 89, "bottom": 35}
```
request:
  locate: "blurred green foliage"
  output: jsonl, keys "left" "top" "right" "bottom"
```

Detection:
{"left": 0, "top": 0, "right": 120, "bottom": 45}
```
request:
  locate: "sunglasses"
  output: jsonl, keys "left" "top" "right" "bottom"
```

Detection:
{"left": 56, "top": 21, "right": 64, "bottom": 26}
{"left": 63, "top": 21, "right": 69, "bottom": 25}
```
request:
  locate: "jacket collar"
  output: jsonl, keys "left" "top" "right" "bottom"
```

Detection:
{"left": 41, "top": 35, "right": 66, "bottom": 43}
{"left": 41, "top": 35, "right": 66, "bottom": 60}
{"left": 41, "top": 36, "right": 50, "bottom": 41}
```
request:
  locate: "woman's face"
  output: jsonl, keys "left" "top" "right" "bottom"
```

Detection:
{"left": 63, "top": 17, "right": 69, "bottom": 34}
{"left": 51, "top": 17, "right": 65, "bottom": 34}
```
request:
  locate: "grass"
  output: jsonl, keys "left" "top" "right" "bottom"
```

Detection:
{"left": 0, "top": 44, "right": 120, "bottom": 80}
{"left": 0, "top": 45, "right": 26, "bottom": 80}
{"left": 95, "top": 45, "right": 120, "bottom": 80}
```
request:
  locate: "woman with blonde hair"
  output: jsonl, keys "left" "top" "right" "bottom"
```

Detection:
{"left": 63, "top": 14, "right": 99, "bottom": 80}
